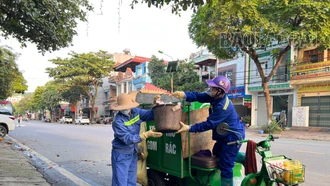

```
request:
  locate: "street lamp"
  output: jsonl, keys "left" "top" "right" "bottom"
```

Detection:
{"left": 158, "top": 50, "right": 175, "bottom": 93}
{"left": 158, "top": 50, "right": 174, "bottom": 61}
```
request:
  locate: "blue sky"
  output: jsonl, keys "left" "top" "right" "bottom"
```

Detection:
{"left": 2, "top": 0, "right": 198, "bottom": 92}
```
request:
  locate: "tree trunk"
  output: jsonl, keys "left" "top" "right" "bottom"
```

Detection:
{"left": 75, "top": 100, "right": 78, "bottom": 119}
{"left": 90, "top": 83, "right": 98, "bottom": 124}
{"left": 91, "top": 101, "right": 95, "bottom": 124}
{"left": 262, "top": 81, "right": 272, "bottom": 125}
{"left": 251, "top": 44, "right": 291, "bottom": 125}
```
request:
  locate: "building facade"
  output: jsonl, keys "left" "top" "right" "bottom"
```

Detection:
{"left": 133, "top": 62, "right": 152, "bottom": 91}
{"left": 192, "top": 49, "right": 217, "bottom": 82}
{"left": 290, "top": 47, "right": 330, "bottom": 127}
{"left": 247, "top": 44, "right": 295, "bottom": 127}
{"left": 218, "top": 55, "right": 252, "bottom": 118}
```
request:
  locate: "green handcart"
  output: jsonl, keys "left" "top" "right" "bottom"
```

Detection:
{"left": 145, "top": 101, "right": 245, "bottom": 186}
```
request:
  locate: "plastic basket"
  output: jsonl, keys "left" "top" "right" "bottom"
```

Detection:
{"left": 265, "top": 161, "right": 305, "bottom": 185}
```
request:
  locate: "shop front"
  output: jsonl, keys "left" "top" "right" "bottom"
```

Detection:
{"left": 82, "top": 107, "right": 98, "bottom": 120}
{"left": 296, "top": 83, "right": 330, "bottom": 127}
{"left": 227, "top": 86, "right": 252, "bottom": 118}
{"left": 249, "top": 83, "right": 294, "bottom": 127}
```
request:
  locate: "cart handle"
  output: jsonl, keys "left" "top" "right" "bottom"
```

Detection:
{"left": 227, "top": 135, "right": 280, "bottom": 146}
{"left": 227, "top": 139, "right": 248, "bottom": 145}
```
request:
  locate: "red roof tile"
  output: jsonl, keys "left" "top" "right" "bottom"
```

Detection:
{"left": 141, "top": 83, "right": 170, "bottom": 94}
{"left": 114, "top": 56, "right": 151, "bottom": 68}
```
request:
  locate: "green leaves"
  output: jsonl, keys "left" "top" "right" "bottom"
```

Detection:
{"left": 189, "top": 0, "right": 330, "bottom": 58}
{"left": 47, "top": 50, "right": 114, "bottom": 87}
{"left": 42, "top": 82, "right": 62, "bottom": 110}
{"left": 147, "top": 56, "right": 206, "bottom": 92}
{"left": 61, "top": 86, "right": 86, "bottom": 105}
{"left": 13, "top": 95, "right": 34, "bottom": 115}
{"left": 32, "top": 86, "right": 46, "bottom": 110}
{"left": 47, "top": 50, "right": 114, "bottom": 119}
{"left": 0, "top": 0, "right": 93, "bottom": 53}
{"left": 131, "top": 0, "right": 206, "bottom": 15}
{"left": 0, "top": 46, "right": 27, "bottom": 99}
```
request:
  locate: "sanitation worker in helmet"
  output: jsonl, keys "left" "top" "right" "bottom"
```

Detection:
{"left": 110, "top": 93, "right": 162, "bottom": 186}
{"left": 171, "top": 75, "right": 245, "bottom": 186}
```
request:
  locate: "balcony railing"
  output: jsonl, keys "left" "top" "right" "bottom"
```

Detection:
{"left": 248, "top": 74, "right": 289, "bottom": 85}
{"left": 291, "top": 57, "right": 330, "bottom": 80}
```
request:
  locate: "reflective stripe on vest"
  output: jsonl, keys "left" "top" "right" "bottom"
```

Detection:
{"left": 124, "top": 115, "right": 140, "bottom": 126}
{"left": 223, "top": 97, "right": 230, "bottom": 110}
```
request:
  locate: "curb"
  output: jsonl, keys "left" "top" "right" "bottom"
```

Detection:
{"left": 7, "top": 136, "right": 92, "bottom": 186}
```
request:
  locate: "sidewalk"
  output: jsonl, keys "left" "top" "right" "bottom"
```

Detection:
{"left": 245, "top": 126, "right": 330, "bottom": 141}
{"left": 0, "top": 137, "right": 50, "bottom": 186}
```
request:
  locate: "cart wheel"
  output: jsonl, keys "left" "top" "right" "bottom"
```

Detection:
{"left": 147, "top": 169, "right": 166, "bottom": 186}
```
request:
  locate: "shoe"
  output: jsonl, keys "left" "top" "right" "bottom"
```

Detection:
{"left": 221, "top": 177, "right": 233, "bottom": 186}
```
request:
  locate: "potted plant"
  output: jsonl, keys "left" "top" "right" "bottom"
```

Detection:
{"left": 261, "top": 119, "right": 283, "bottom": 134}
{"left": 241, "top": 115, "right": 251, "bottom": 128}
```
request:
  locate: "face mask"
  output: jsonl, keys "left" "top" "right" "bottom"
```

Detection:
{"left": 120, "top": 109, "right": 131, "bottom": 116}
{"left": 206, "top": 88, "right": 216, "bottom": 97}
{"left": 206, "top": 87, "right": 223, "bottom": 97}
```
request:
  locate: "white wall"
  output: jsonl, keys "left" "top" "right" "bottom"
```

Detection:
{"left": 94, "top": 77, "right": 110, "bottom": 116}
{"left": 218, "top": 55, "right": 245, "bottom": 86}
{"left": 249, "top": 56, "right": 273, "bottom": 87}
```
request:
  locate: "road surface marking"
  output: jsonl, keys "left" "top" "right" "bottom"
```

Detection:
{"left": 296, "top": 150, "right": 325, "bottom": 155}
{"left": 8, "top": 136, "right": 91, "bottom": 186}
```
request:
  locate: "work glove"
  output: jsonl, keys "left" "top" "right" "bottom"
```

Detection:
{"left": 171, "top": 91, "right": 185, "bottom": 99}
{"left": 175, "top": 122, "right": 190, "bottom": 134}
{"left": 140, "top": 128, "right": 163, "bottom": 140}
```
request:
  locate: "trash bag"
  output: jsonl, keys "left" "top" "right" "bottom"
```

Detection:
{"left": 137, "top": 122, "right": 148, "bottom": 186}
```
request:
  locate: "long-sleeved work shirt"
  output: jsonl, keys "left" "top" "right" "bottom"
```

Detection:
{"left": 185, "top": 92, "right": 245, "bottom": 141}
{"left": 112, "top": 108, "right": 154, "bottom": 154}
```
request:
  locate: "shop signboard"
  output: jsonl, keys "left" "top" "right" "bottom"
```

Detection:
{"left": 228, "top": 86, "right": 245, "bottom": 99}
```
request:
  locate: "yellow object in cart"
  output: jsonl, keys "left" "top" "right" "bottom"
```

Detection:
{"left": 282, "top": 160, "right": 304, "bottom": 184}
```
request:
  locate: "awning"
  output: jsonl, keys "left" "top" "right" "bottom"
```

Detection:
{"left": 60, "top": 104, "right": 68, "bottom": 110}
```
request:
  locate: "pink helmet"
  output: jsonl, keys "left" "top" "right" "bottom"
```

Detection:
{"left": 206, "top": 75, "right": 231, "bottom": 93}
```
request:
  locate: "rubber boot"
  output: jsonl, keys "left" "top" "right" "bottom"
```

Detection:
{"left": 235, "top": 152, "right": 246, "bottom": 165}
{"left": 221, "top": 177, "right": 233, "bottom": 186}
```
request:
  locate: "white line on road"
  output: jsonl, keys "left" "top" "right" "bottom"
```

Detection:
{"left": 296, "top": 150, "right": 326, "bottom": 155}
{"left": 8, "top": 136, "right": 91, "bottom": 186}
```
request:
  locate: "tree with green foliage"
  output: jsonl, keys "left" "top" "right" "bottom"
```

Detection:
{"left": 32, "top": 86, "right": 45, "bottom": 111}
{"left": 188, "top": 0, "right": 330, "bottom": 123}
{"left": 47, "top": 50, "right": 115, "bottom": 120}
{"left": 42, "top": 81, "right": 62, "bottom": 120}
{"left": 13, "top": 95, "right": 34, "bottom": 116}
{"left": 148, "top": 55, "right": 206, "bottom": 92}
{"left": 12, "top": 71, "right": 28, "bottom": 94}
{"left": 0, "top": 0, "right": 93, "bottom": 53}
{"left": 60, "top": 86, "right": 87, "bottom": 118}
{"left": 0, "top": 46, "right": 28, "bottom": 99}
{"left": 175, "top": 61, "right": 207, "bottom": 92}
{"left": 130, "top": 0, "right": 205, "bottom": 14}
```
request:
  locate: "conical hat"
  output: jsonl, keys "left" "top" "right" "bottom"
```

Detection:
{"left": 110, "top": 93, "right": 140, "bottom": 111}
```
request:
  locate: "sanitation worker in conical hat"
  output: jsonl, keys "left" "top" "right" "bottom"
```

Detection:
{"left": 171, "top": 75, "right": 246, "bottom": 186}
{"left": 110, "top": 93, "right": 162, "bottom": 186}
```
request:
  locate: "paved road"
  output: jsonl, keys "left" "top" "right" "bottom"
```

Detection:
{"left": 240, "top": 136, "right": 330, "bottom": 186}
{"left": 9, "top": 120, "right": 330, "bottom": 186}
{"left": 10, "top": 121, "right": 114, "bottom": 186}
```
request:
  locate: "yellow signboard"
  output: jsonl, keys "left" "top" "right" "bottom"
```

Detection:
{"left": 297, "top": 83, "right": 330, "bottom": 93}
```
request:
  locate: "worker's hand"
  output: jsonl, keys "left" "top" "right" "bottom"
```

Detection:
{"left": 175, "top": 122, "right": 190, "bottom": 134}
{"left": 170, "top": 91, "right": 185, "bottom": 99}
{"left": 140, "top": 128, "right": 163, "bottom": 140}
